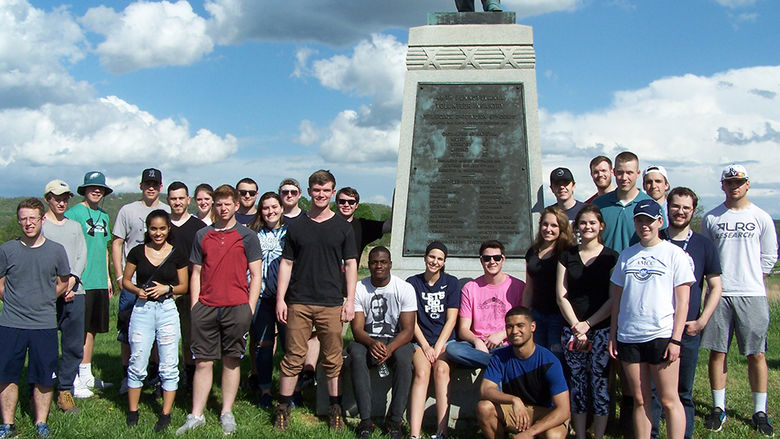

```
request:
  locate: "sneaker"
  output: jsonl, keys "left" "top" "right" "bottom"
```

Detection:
{"left": 72, "top": 376, "right": 94, "bottom": 399}
{"left": 126, "top": 410, "right": 139, "bottom": 427}
{"left": 176, "top": 414, "right": 205, "bottom": 435}
{"left": 34, "top": 423, "right": 51, "bottom": 439}
{"left": 291, "top": 390, "right": 304, "bottom": 408}
{"left": 328, "top": 404, "right": 345, "bottom": 431}
{"left": 0, "top": 424, "right": 17, "bottom": 439}
{"left": 431, "top": 432, "right": 447, "bottom": 439}
{"left": 220, "top": 412, "right": 237, "bottom": 435}
{"left": 704, "top": 407, "right": 727, "bottom": 432}
{"left": 119, "top": 377, "right": 128, "bottom": 395}
{"left": 258, "top": 393, "right": 273, "bottom": 409}
{"left": 155, "top": 413, "right": 171, "bottom": 433}
{"left": 356, "top": 419, "right": 374, "bottom": 439}
{"left": 273, "top": 404, "right": 291, "bottom": 432}
{"left": 753, "top": 411, "right": 774, "bottom": 436}
{"left": 80, "top": 374, "right": 113, "bottom": 389}
{"left": 386, "top": 421, "right": 404, "bottom": 439}
{"left": 56, "top": 391, "right": 80, "bottom": 414}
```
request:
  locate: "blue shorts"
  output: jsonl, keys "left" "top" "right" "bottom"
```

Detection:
{"left": 0, "top": 326, "right": 58, "bottom": 386}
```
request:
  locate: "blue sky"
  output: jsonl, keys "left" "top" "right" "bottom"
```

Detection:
{"left": 1, "top": 0, "right": 779, "bottom": 216}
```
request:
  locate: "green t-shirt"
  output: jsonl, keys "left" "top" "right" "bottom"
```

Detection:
{"left": 65, "top": 203, "right": 112, "bottom": 290}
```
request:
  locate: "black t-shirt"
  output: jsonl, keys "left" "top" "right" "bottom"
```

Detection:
{"left": 282, "top": 214, "right": 358, "bottom": 306}
{"left": 172, "top": 215, "right": 207, "bottom": 267}
{"left": 126, "top": 244, "right": 188, "bottom": 288}
{"left": 558, "top": 246, "right": 619, "bottom": 330}
{"left": 525, "top": 248, "right": 561, "bottom": 315}
{"left": 351, "top": 218, "right": 385, "bottom": 257}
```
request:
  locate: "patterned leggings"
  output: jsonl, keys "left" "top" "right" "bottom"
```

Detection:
{"left": 561, "top": 326, "right": 611, "bottom": 416}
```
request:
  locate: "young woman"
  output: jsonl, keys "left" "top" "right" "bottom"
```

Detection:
{"left": 406, "top": 241, "right": 460, "bottom": 439}
{"left": 248, "top": 192, "right": 288, "bottom": 408}
{"left": 523, "top": 206, "right": 575, "bottom": 357}
{"left": 609, "top": 200, "right": 695, "bottom": 439}
{"left": 556, "top": 204, "right": 618, "bottom": 439}
{"left": 121, "top": 210, "right": 188, "bottom": 432}
{"left": 194, "top": 183, "right": 214, "bottom": 225}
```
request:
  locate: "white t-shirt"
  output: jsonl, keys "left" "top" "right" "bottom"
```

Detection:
{"left": 355, "top": 275, "right": 417, "bottom": 338}
{"left": 703, "top": 203, "right": 779, "bottom": 297}
{"left": 610, "top": 240, "right": 695, "bottom": 343}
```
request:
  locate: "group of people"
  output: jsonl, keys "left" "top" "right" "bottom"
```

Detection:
{"left": 0, "top": 151, "right": 776, "bottom": 439}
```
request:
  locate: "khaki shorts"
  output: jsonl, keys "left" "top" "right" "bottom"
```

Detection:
{"left": 498, "top": 403, "right": 569, "bottom": 438}
{"left": 190, "top": 302, "right": 251, "bottom": 361}
{"left": 280, "top": 304, "right": 344, "bottom": 378}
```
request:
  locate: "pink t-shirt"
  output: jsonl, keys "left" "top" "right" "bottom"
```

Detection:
{"left": 459, "top": 274, "right": 525, "bottom": 340}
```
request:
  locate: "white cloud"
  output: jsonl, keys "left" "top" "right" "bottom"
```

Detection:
{"left": 319, "top": 109, "right": 400, "bottom": 162}
{"left": 292, "top": 47, "right": 317, "bottom": 78}
{"left": 539, "top": 65, "right": 780, "bottom": 214}
{"left": 713, "top": 0, "right": 760, "bottom": 8}
{"left": 80, "top": 1, "right": 214, "bottom": 74}
{"left": 295, "top": 119, "right": 320, "bottom": 145}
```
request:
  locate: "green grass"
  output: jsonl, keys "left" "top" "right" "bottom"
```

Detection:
{"left": 4, "top": 278, "right": 780, "bottom": 438}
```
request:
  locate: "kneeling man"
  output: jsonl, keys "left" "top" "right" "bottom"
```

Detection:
{"left": 477, "top": 306, "right": 570, "bottom": 439}
{"left": 348, "top": 246, "right": 416, "bottom": 439}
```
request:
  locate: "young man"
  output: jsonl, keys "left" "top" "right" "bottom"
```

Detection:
{"left": 650, "top": 187, "right": 722, "bottom": 439}
{"left": 593, "top": 151, "right": 652, "bottom": 253}
{"left": 348, "top": 246, "right": 416, "bottom": 439}
{"left": 235, "top": 177, "right": 259, "bottom": 225}
{"left": 65, "top": 171, "right": 114, "bottom": 398}
{"left": 643, "top": 165, "right": 671, "bottom": 228}
{"left": 279, "top": 178, "right": 305, "bottom": 220}
{"left": 274, "top": 170, "right": 358, "bottom": 431}
{"left": 166, "top": 181, "right": 207, "bottom": 392}
{"left": 176, "top": 185, "right": 262, "bottom": 435}
{"left": 476, "top": 306, "right": 570, "bottom": 439}
{"left": 42, "top": 181, "right": 87, "bottom": 414}
{"left": 446, "top": 240, "right": 525, "bottom": 368}
{"left": 112, "top": 168, "right": 170, "bottom": 393}
{"left": 335, "top": 187, "right": 391, "bottom": 258}
{"left": 701, "top": 164, "right": 778, "bottom": 436}
{"left": 0, "top": 198, "right": 70, "bottom": 438}
{"left": 547, "top": 167, "right": 584, "bottom": 222}
{"left": 585, "top": 155, "right": 616, "bottom": 203}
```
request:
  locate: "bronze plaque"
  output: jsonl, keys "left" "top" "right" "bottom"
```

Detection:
{"left": 403, "top": 82, "right": 532, "bottom": 257}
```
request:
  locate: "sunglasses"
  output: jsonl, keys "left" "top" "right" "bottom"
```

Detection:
{"left": 337, "top": 199, "right": 357, "bottom": 206}
{"left": 238, "top": 190, "right": 257, "bottom": 197}
{"left": 480, "top": 254, "right": 504, "bottom": 263}
{"left": 281, "top": 189, "right": 299, "bottom": 196}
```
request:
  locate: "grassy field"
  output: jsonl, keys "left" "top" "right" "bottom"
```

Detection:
{"left": 2, "top": 277, "right": 779, "bottom": 438}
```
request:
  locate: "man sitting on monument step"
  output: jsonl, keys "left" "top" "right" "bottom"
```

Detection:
{"left": 446, "top": 240, "right": 525, "bottom": 369}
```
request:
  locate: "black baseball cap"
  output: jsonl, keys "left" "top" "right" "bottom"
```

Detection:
{"left": 550, "top": 167, "right": 574, "bottom": 184}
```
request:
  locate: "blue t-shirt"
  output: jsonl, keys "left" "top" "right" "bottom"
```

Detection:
{"left": 483, "top": 345, "right": 568, "bottom": 408}
{"left": 406, "top": 272, "right": 461, "bottom": 346}
{"left": 593, "top": 191, "right": 652, "bottom": 253}
{"left": 661, "top": 230, "right": 722, "bottom": 321}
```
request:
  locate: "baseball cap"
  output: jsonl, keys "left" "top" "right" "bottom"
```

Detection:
{"left": 644, "top": 165, "right": 668, "bottom": 180}
{"left": 720, "top": 164, "right": 749, "bottom": 181}
{"left": 550, "top": 167, "right": 574, "bottom": 184}
{"left": 44, "top": 180, "right": 73, "bottom": 197}
{"left": 77, "top": 171, "right": 113, "bottom": 196}
{"left": 142, "top": 168, "right": 163, "bottom": 185}
{"left": 633, "top": 200, "right": 664, "bottom": 220}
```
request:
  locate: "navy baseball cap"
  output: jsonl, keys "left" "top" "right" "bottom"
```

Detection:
{"left": 633, "top": 200, "right": 663, "bottom": 219}
{"left": 550, "top": 167, "right": 574, "bottom": 183}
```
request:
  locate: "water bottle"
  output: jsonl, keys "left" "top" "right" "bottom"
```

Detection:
{"left": 378, "top": 362, "right": 390, "bottom": 378}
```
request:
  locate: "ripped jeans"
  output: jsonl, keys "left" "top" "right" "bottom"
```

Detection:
{"left": 127, "top": 298, "right": 181, "bottom": 391}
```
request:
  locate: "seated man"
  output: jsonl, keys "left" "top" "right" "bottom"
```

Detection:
{"left": 347, "top": 246, "right": 416, "bottom": 439}
{"left": 447, "top": 240, "right": 525, "bottom": 368}
{"left": 477, "top": 306, "right": 570, "bottom": 439}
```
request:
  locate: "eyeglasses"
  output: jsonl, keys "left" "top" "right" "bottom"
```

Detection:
{"left": 238, "top": 190, "right": 257, "bottom": 197}
{"left": 337, "top": 199, "right": 357, "bottom": 206}
{"left": 281, "top": 189, "right": 299, "bottom": 196}
{"left": 18, "top": 216, "right": 42, "bottom": 224}
{"left": 480, "top": 254, "right": 503, "bottom": 263}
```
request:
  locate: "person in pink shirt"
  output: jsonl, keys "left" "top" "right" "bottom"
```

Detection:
{"left": 446, "top": 240, "right": 525, "bottom": 368}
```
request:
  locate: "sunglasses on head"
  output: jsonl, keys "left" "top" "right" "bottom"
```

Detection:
{"left": 238, "top": 190, "right": 257, "bottom": 197}
{"left": 480, "top": 254, "right": 503, "bottom": 263}
{"left": 281, "top": 189, "right": 299, "bottom": 196}
{"left": 337, "top": 199, "right": 357, "bottom": 206}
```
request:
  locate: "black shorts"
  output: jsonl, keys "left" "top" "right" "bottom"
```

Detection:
{"left": 190, "top": 302, "right": 251, "bottom": 361}
{"left": 84, "top": 289, "right": 110, "bottom": 333}
{"left": 617, "top": 338, "right": 670, "bottom": 365}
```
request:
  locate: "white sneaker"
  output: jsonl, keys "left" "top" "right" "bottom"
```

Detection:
{"left": 80, "top": 374, "right": 114, "bottom": 389}
{"left": 176, "top": 414, "right": 205, "bottom": 435}
{"left": 72, "top": 376, "right": 94, "bottom": 399}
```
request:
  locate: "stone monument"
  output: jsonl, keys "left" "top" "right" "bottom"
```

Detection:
{"left": 390, "top": 12, "right": 544, "bottom": 281}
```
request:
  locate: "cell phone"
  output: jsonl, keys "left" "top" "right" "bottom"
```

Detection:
{"left": 567, "top": 337, "right": 593, "bottom": 352}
